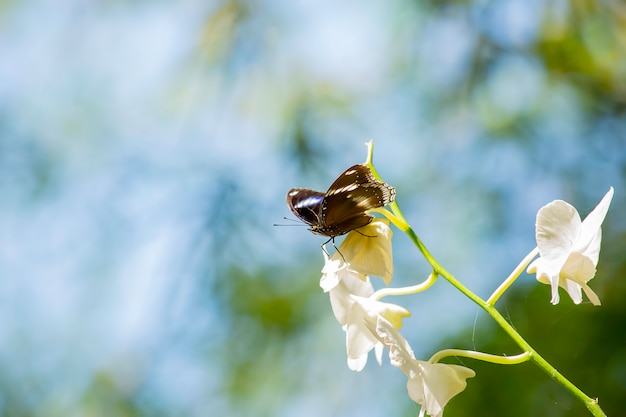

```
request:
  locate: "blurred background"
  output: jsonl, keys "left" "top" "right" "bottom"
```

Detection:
{"left": 1, "top": 0, "right": 625, "bottom": 416}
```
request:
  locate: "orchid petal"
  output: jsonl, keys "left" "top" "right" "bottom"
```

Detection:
{"left": 375, "top": 341, "right": 384, "bottom": 366}
{"left": 558, "top": 252, "right": 597, "bottom": 305}
{"left": 575, "top": 187, "right": 613, "bottom": 260}
{"left": 346, "top": 318, "right": 378, "bottom": 361}
{"left": 535, "top": 200, "right": 580, "bottom": 260}
{"left": 581, "top": 283, "right": 601, "bottom": 306}
{"left": 407, "top": 362, "right": 476, "bottom": 417}
{"left": 320, "top": 254, "right": 344, "bottom": 292}
{"left": 328, "top": 276, "right": 373, "bottom": 326}
{"left": 562, "top": 278, "right": 583, "bottom": 304}
{"left": 339, "top": 220, "right": 394, "bottom": 285}
{"left": 348, "top": 355, "right": 368, "bottom": 372}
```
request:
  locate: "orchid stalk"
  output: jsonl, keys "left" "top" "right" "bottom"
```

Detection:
{"left": 363, "top": 141, "right": 609, "bottom": 417}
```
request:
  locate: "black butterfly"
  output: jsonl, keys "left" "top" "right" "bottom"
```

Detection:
{"left": 286, "top": 164, "right": 396, "bottom": 239}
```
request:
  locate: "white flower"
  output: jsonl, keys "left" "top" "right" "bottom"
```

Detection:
{"left": 320, "top": 251, "right": 367, "bottom": 293}
{"left": 320, "top": 218, "right": 403, "bottom": 370}
{"left": 527, "top": 187, "right": 613, "bottom": 305}
{"left": 339, "top": 219, "right": 394, "bottom": 285}
{"left": 374, "top": 317, "right": 475, "bottom": 417}
{"left": 322, "top": 258, "right": 410, "bottom": 371}
{"left": 326, "top": 261, "right": 375, "bottom": 323}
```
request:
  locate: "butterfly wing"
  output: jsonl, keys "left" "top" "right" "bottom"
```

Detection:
{"left": 320, "top": 164, "right": 396, "bottom": 235}
{"left": 285, "top": 164, "right": 396, "bottom": 238}
{"left": 286, "top": 188, "right": 325, "bottom": 227}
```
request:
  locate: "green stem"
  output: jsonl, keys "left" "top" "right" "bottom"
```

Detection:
{"left": 399, "top": 212, "right": 605, "bottom": 416}
{"left": 364, "top": 143, "right": 605, "bottom": 416}
{"left": 486, "top": 247, "right": 539, "bottom": 306}
{"left": 430, "top": 350, "right": 530, "bottom": 365}
{"left": 372, "top": 270, "right": 437, "bottom": 301}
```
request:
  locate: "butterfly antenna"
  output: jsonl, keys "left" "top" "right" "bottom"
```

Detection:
{"left": 282, "top": 217, "right": 302, "bottom": 223}
{"left": 273, "top": 217, "right": 307, "bottom": 227}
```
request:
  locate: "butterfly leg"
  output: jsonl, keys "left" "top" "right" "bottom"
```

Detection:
{"left": 354, "top": 228, "right": 377, "bottom": 238}
{"left": 321, "top": 237, "right": 333, "bottom": 258}
{"left": 321, "top": 237, "right": 345, "bottom": 262}
{"left": 321, "top": 240, "right": 330, "bottom": 258}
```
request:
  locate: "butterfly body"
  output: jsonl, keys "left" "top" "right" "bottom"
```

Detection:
{"left": 286, "top": 164, "right": 396, "bottom": 238}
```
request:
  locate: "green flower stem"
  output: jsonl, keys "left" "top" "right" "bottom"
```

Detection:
{"left": 369, "top": 207, "right": 410, "bottom": 232}
{"left": 429, "top": 350, "right": 530, "bottom": 365}
{"left": 486, "top": 247, "right": 540, "bottom": 306}
{"left": 397, "top": 204, "right": 605, "bottom": 416}
{"left": 372, "top": 270, "right": 437, "bottom": 301}
{"left": 363, "top": 142, "right": 605, "bottom": 416}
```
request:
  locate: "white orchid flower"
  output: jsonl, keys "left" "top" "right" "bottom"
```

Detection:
{"left": 527, "top": 187, "right": 613, "bottom": 305}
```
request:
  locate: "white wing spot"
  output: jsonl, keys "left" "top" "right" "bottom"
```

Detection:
{"left": 327, "top": 183, "right": 359, "bottom": 195}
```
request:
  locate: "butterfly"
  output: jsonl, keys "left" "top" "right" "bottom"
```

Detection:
{"left": 286, "top": 164, "right": 396, "bottom": 240}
